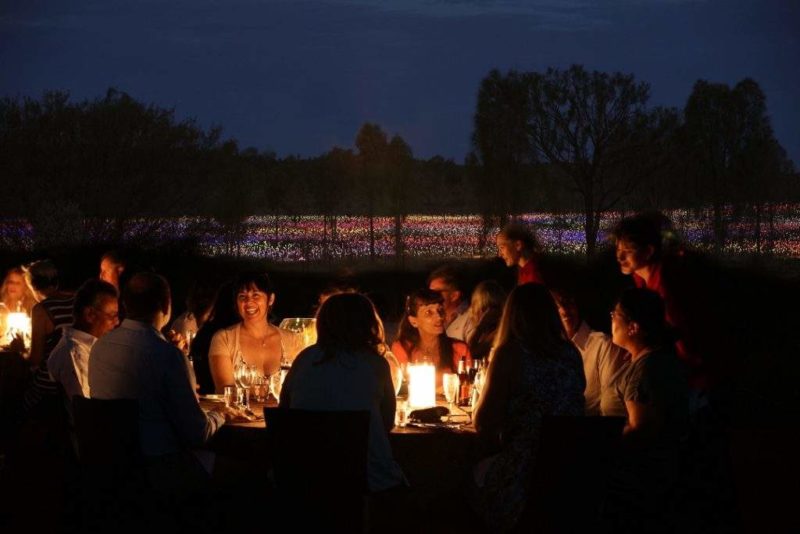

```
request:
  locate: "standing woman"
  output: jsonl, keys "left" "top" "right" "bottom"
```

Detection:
{"left": 391, "top": 288, "right": 470, "bottom": 376}
{"left": 495, "top": 223, "right": 545, "bottom": 286}
{"left": 209, "top": 272, "right": 289, "bottom": 392}
{"left": 471, "top": 283, "right": 585, "bottom": 532}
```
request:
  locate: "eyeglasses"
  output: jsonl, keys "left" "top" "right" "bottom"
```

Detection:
{"left": 94, "top": 307, "right": 119, "bottom": 321}
{"left": 609, "top": 310, "right": 629, "bottom": 322}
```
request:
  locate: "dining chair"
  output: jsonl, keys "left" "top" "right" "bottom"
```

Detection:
{"left": 72, "top": 396, "right": 154, "bottom": 533}
{"left": 264, "top": 407, "right": 370, "bottom": 532}
{"left": 516, "top": 415, "right": 626, "bottom": 533}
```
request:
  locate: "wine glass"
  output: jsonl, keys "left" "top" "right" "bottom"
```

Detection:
{"left": 443, "top": 373, "right": 459, "bottom": 408}
{"left": 270, "top": 369, "right": 287, "bottom": 402}
{"left": 234, "top": 359, "right": 254, "bottom": 409}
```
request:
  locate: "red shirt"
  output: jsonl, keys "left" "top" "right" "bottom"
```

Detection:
{"left": 391, "top": 338, "right": 471, "bottom": 373}
{"left": 517, "top": 260, "right": 544, "bottom": 286}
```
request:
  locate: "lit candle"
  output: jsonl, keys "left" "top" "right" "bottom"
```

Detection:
{"left": 407, "top": 362, "right": 436, "bottom": 408}
{"left": 4, "top": 312, "right": 32, "bottom": 350}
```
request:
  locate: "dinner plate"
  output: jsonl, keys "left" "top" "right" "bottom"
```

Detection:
{"left": 200, "top": 394, "right": 225, "bottom": 402}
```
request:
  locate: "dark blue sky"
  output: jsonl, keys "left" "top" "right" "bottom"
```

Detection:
{"left": 2, "top": 0, "right": 798, "bottom": 164}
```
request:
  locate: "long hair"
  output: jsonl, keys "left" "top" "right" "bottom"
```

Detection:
{"left": 1, "top": 266, "right": 36, "bottom": 311}
{"left": 468, "top": 280, "right": 507, "bottom": 360}
{"left": 315, "top": 293, "right": 385, "bottom": 364}
{"left": 493, "top": 283, "right": 569, "bottom": 360}
{"left": 395, "top": 288, "right": 454, "bottom": 369}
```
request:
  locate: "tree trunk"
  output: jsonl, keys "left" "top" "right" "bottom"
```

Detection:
{"left": 754, "top": 202, "right": 762, "bottom": 254}
{"left": 713, "top": 201, "right": 725, "bottom": 253}
{"left": 369, "top": 215, "right": 375, "bottom": 262}
{"left": 394, "top": 213, "right": 403, "bottom": 268}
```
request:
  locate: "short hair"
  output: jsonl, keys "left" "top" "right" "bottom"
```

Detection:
{"left": 123, "top": 272, "right": 171, "bottom": 320}
{"left": 498, "top": 223, "right": 541, "bottom": 253}
{"left": 616, "top": 288, "right": 671, "bottom": 347}
{"left": 315, "top": 293, "right": 385, "bottom": 363}
{"left": 611, "top": 212, "right": 673, "bottom": 260}
{"left": 73, "top": 279, "right": 118, "bottom": 320}
{"left": 233, "top": 271, "right": 275, "bottom": 297}
{"left": 427, "top": 264, "right": 463, "bottom": 292}
{"left": 101, "top": 249, "right": 127, "bottom": 268}
{"left": 24, "top": 260, "right": 60, "bottom": 291}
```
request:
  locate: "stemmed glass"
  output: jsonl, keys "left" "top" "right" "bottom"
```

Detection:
{"left": 443, "top": 373, "right": 459, "bottom": 409}
{"left": 234, "top": 358, "right": 254, "bottom": 410}
{"left": 270, "top": 369, "right": 287, "bottom": 402}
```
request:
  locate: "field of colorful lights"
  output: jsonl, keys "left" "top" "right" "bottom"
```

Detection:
{"left": 2, "top": 204, "right": 799, "bottom": 262}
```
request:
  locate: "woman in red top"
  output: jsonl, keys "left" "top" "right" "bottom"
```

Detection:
{"left": 496, "top": 223, "right": 545, "bottom": 286}
{"left": 392, "top": 288, "right": 470, "bottom": 384}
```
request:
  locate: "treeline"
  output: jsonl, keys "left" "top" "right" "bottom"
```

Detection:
{"left": 0, "top": 66, "right": 797, "bottom": 255}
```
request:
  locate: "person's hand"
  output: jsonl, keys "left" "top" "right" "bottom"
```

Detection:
{"left": 7, "top": 333, "right": 26, "bottom": 355}
{"left": 166, "top": 329, "right": 188, "bottom": 354}
{"left": 210, "top": 405, "right": 240, "bottom": 423}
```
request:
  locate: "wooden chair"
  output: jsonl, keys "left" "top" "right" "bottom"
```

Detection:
{"left": 264, "top": 407, "right": 370, "bottom": 532}
{"left": 516, "top": 416, "right": 626, "bottom": 533}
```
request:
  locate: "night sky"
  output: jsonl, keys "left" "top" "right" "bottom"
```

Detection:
{"left": 2, "top": 0, "right": 798, "bottom": 164}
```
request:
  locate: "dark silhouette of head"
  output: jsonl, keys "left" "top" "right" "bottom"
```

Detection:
{"left": 315, "top": 292, "right": 385, "bottom": 362}
{"left": 494, "top": 283, "right": 568, "bottom": 359}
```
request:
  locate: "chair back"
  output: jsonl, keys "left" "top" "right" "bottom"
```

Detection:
{"left": 518, "top": 416, "right": 625, "bottom": 533}
{"left": 72, "top": 396, "right": 142, "bottom": 485}
{"left": 265, "top": 407, "right": 370, "bottom": 531}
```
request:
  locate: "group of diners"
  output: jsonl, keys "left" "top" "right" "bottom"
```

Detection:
{"left": 1, "top": 211, "right": 707, "bottom": 532}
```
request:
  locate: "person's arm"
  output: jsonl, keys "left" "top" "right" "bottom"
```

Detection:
{"left": 208, "top": 329, "right": 234, "bottom": 393}
{"left": 163, "top": 346, "right": 224, "bottom": 447}
{"left": 377, "top": 357, "right": 396, "bottom": 433}
{"left": 473, "top": 345, "right": 517, "bottom": 445}
{"left": 29, "top": 302, "right": 54, "bottom": 366}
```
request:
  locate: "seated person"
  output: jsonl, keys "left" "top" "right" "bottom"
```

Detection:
{"left": 209, "top": 272, "right": 291, "bottom": 393}
{"left": 466, "top": 280, "right": 506, "bottom": 362}
{"left": 552, "top": 287, "right": 630, "bottom": 416}
{"left": 24, "top": 260, "right": 75, "bottom": 366}
{"left": 89, "top": 272, "right": 228, "bottom": 478}
{"left": 471, "top": 283, "right": 585, "bottom": 531}
{"left": 1, "top": 265, "right": 36, "bottom": 315}
{"left": 428, "top": 264, "right": 473, "bottom": 342}
{"left": 47, "top": 279, "right": 119, "bottom": 406}
{"left": 190, "top": 281, "right": 239, "bottom": 394}
{"left": 170, "top": 280, "right": 215, "bottom": 338}
{"left": 391, "top": 288, "right": 471, "bottom": 388}
{"left": 280, "top": 292, "right": 405, "bottom": 492}
{"left": 609, "top": 288, "right": 689, "bottom": 445}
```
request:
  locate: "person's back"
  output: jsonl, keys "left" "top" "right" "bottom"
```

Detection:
{"left": 280, "top": 293, "right": 404, "bottom": 493}
{"left": 88, "top": 273, "right": 223, "bottom": 459}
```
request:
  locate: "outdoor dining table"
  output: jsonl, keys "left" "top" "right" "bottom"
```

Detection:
{"left": 200, "top": 396, "right": 479, "bottom": 512}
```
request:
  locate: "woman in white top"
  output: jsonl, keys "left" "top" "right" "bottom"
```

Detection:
{"left": 209, "top": 272, "right": 289, "bottom": 392}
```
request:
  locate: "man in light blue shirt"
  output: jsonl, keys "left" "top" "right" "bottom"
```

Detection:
{"left": 89, "top": 272, "right": 225, "bottom": 475}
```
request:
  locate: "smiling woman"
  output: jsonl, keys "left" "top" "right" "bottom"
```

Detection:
{"left": 208, "top": 271, "right": 291, "bottom": 393}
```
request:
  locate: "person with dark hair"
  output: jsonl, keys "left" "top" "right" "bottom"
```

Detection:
{"left": 605, "top": 288, "right": 689, "bottom": 530}
{"left": 466, "top": 280, "right": 506, "bottom": 362}
{"left": 609, "top": 288, "right": 688, "bottom": 442}
{"left": 280, "top": 292, "right": 405, "bottom": 492}
{"left": 496, "top": 223, "right": 545, "bottom": 286}
{"left": 391, "top": 288, "right": 471, "bottom": 378}
{"left": 209, "top": 272, "right": 290, "bottom": 393}
{"left": 190, "top": 281, "right": 239, "bottom": 394}
{"left": 427, "top": 264, "right": 473, "bottom": 342}
{"left": 98, "top": 250, "right": 127, "bottom": 291}
{"left": 612, "top": 212, "right": 714, "bottom": 391}
{"left": 552, "top": 287, "right": 629, "bottom": 416}
{"left": 47, "top": 279, "right": 118, "bottom": 405}
{"left": 170, "top": 280, "right": 216, "bottom": 337}
{"left": 471, "top": 283, "right": 585, "bottom": 532}
{"left": 24, "top": 260, "right": 75, "bottom": 367}
{"left": 89, "top": 272, "right": 227, "bottom": 478}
